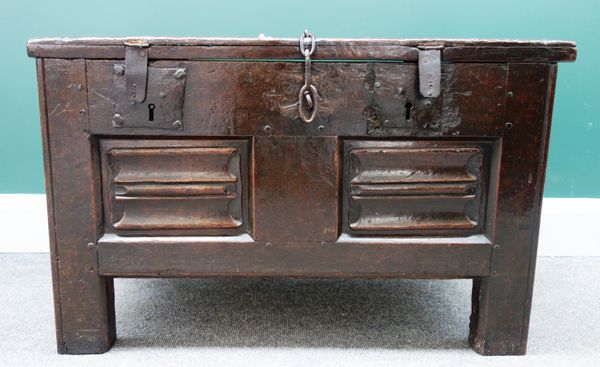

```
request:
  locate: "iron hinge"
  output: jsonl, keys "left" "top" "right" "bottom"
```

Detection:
{"left": 124, "top": 40, "right": 150, "bottom": 103}
{"left": 418, "top": 47, "right": 442, "bottom": 98}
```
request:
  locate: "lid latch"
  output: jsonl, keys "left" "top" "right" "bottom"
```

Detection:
{"left": 124, "top": 40, "right": 150, "bottom": 103}
{"left": 418, "top": 47, "right": 442, "bottom": 98}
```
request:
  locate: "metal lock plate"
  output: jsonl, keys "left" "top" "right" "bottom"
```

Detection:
{"left": 112, "top": 65, "right": 186, "bottom": 130}
{"left": 365, "top": 64, "right": 442, "bottom": 136}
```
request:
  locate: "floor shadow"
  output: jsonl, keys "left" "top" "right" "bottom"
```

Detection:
{"left": 114, "top": 277, "right": 473, "bottom": 350}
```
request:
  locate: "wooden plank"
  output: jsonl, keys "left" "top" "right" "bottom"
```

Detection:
{"left": 97, "top": 234, "right": 492, "bottom": 278}
{"left": 27, "top": 44, "right": 124, "bottom": 59}
{"left": 85, "top": 61, "right": 511, "bottom": 139}
{"left": 468, "top": 63, "right": 557, "bottom": 355}
{"left": 441, "top": 63, "right": 509, "bottom": 136}
{"left": 27, "top": 37, "right": 576, "bottom": 62}
{"left": 443, "top": 46, "right": 576, "bottom": 62}
{"left": 43, "top": 59, "right": 115, "bottom": 354}
{"left": 88, "top": 61, "right": 447, "bottom": 137}
{"left": 150, "top": 44, "right": 419, "bottom": 61}
{"left": 26, "top": 36, "right": 577, "bottom": 47}
{"left": 35, "top": 58, "right": 66, "bottom": 351}
{"left": 253, "top": 136, "right": 339, "bottom": 241}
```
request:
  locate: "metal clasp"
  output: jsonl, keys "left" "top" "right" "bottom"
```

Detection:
{"left": 124, "top": 40, "right": 150, "bottom": 103}
{"left": 418, "top": 47, "right": 442, "bottom": 98}
{"left": 298, "top": 30, "right": 318, "bottom": 123}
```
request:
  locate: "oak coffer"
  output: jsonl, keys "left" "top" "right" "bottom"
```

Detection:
{"left": 27, "top": 33, "right": 576, "bottom": 355}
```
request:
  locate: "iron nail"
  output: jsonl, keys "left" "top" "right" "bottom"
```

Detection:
{"left": 113, "top": 65, "right": 125, "bottom": 75}
{"left": 174, "top": 69, "right": 186, "bottom": 80}
{"left": 112, "top": 114, "right": 124, "bottom": 127}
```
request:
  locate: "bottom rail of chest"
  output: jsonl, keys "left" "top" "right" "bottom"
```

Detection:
{"left": 96, "top": 234, "right": 492, "bottom": 278}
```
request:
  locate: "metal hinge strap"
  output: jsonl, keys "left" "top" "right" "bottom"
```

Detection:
{"left": 124, "top": 40, "right": 150, "bottom": 103}
{"left": 418, "top": 48, "right": 442, "bottom": 98}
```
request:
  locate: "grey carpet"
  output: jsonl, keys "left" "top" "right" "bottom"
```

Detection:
{"left": 0, "top": 254, "right": 598, "bottom": 366}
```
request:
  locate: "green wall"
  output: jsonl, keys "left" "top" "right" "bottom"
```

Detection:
{"left": 1, "top": 0, "right": 598, "bottom": 196}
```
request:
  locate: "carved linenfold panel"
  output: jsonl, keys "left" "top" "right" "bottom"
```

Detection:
{"left": 350, "top": 195, "right": 478, "bottom": 231}
{"left": 100, "top": 140, "right": 249, "bottom": 235}
{"left": 110, "top": 147, "right": 238, "bottom": 184}
{"left": 343, "top": 141, "right": 491, "bottom": 236}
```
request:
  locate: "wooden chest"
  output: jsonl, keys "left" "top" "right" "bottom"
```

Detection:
{"left": 27, "top": 34, "right": 576, "bottom": 355}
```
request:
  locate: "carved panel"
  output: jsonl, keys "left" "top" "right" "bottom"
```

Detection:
{"left": 343, "top": 140, "right": 492, "bottom": 236}
{"left": 100, "top": 139, "right": 249, "bottom": 236}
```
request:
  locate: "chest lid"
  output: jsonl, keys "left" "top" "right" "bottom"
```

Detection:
{"left": 27, "top": 36, "right": 576, "bottom": 63}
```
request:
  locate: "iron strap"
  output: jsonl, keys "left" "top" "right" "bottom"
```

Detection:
{"left": 124, "top": 40, "right": 150, "bottom": 103}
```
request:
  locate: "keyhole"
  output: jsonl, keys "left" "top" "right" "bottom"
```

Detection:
{"left": 405, "top": 102, "right": 413, "bottom": 120}
{"left": 148, "top": 103, "right": 155, "bottom": 121}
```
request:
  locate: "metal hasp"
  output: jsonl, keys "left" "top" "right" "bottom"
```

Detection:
{"left": 418, "top": 48, "right": 442, "bottom": 98}
{"left": 124, "top": 40, "right": 149, "bottom": 103}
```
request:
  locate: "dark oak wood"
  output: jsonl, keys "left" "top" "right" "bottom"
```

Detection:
{"left": 342, "top": 140, "right": 493, "bottom": 237}
{"left": 39, "top": 59, "right": 115, "bottom": 354}
{"left": 469, "top": 63, "right": 558, "bottom": 355}
{"left": 30, "top": 36, "right": 575, "bottom": 355}
{"left": 27, "top": 37, "right": 576, "bottom": 62}
{"left": 86, "top": 61, "right": 511, "bottom": 138}
{"left": 96, "top": 234, "right": 492, "bottom": 278}
{"left": 253, "top": 136, "right": 339, "bottom": 241}
{"left": 99, "top": 139, "right": 250, "bottom": 236}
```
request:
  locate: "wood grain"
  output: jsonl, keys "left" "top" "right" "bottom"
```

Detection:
{"left": 253, "top": 136, "right": 339, "bottom": 241}
{"left": 26, "top": 37, "right": 576, "bottom": 62}
{"left": 469, "top": 63, "right": 557, "bottom": 355}
{"left": 97, "top": 234, "right": 492, "bottom": 278}
{"left": 42, "top": 59, "right": 115, "bottom": 354}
